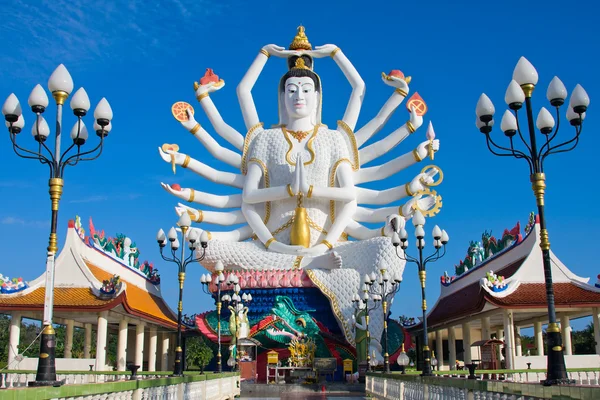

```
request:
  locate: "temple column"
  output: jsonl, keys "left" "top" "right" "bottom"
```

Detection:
{"left": 135, "top": 323, "right": 145, "bottom": 371}
{"left": 435, "top": 330, "right": 444, "bottom": 370}
{"left": 560, "top": 315, "right": 572, "bottom": 355}
{"left": 148, "top": 326, "right": 157, "bottom": 372}
{"left": 95, "top": 311, "right": 108, "bottom": 371}
{"left": 496, "top": 327, "right": 504, "bottom": 363}
{"left": 462, "top": 322, "right": 472, "bottom": 364}
{"left": 515, "top": 326, "right": 522, "bottom": 356}
{"left": 593, "top": 307, "right": 600, "bottom": 355}
{"left": 117, "top": 317, "right": 129, "bottom": 371}
{"left": 448, "top": 326, "right": 456, "bottom": 370}
{"left": 481, "top": 317, "right": 491, "bottom": 341}
{"left": 161, "top": 333, "right": 170, "bottom": 371}
{"left": 503, "top": 310, "right": 514, "bottom": 369}
{"left": 64, "top": 319, "right": 74, "bottom": 358}
{"left": 8, "top": 312, "right": 22, "bottom": 367}
{"left": 84, "top": 323, "right": 92, "bottom": 358}
{"left": 534, "top": 321, "right": 544, "bottom": 356}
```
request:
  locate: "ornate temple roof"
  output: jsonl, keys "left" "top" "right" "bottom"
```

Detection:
{"left": 407, "top": 215, "right": 600, "bottom": 332}
{"left": 0, "top": 217, "right": 178, "bottom": 329}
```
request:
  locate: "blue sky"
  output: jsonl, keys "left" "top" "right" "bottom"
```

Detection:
{"left": 0, "top": 0, "right": 598, "bottom": 332}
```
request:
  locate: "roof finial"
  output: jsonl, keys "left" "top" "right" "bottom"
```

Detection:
{"left": 289, "top": 25, "right": 312, "bottom": 51}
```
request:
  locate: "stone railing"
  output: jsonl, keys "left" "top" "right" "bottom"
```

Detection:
{"left": 0, "top": 372, "right": 239, "bottom": 400}
{"left": 432, "top": 369, "right": 600, "bottom": 385}
{"left": 366, "top": 373, "right": 600, "bottom": 400}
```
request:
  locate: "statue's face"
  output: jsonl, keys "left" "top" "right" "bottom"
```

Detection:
{"left": 283, "top": 77, "right": 318, "bottom": 121}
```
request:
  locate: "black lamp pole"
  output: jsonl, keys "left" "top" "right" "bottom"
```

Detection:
{"left": 393, "top": 214, "right": 448, "bottom": 377}
{"left": 157, "top": 220, "right": 207, "bottom": 376}
{"left": 352, "top": 291, "right": 380, "bottom": 372}
{"left": 475, "top": 56, "right": 587, "bottom": 385}
{"left": 201, "top": 262, "right": 225, "bottom": 373}
{"left": 3, "top": 66, "right": 112, "bottom": 387}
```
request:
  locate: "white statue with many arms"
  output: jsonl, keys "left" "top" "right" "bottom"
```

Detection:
{"left": 159, "top": 27, "right": 441, "bottom": 350}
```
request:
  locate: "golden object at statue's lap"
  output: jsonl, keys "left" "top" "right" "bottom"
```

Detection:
{"left": 290, "top": 207, "right": 310, "bottom": 248}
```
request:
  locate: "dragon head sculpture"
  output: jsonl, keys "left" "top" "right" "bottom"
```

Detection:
{"left": 266, "top": 295, "right": 320, "bottom": 344}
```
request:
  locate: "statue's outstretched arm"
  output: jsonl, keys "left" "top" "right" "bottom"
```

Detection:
{"left": 345, "top": 220, "right": 383, "bottom": 240}
{"left": 180, "top": 109, "right": 242, "bottom": 165}
{"left": 237, "top": 45, "right": 295, "bottom": 130}
{"left": 359, "top": 108, "right": 423, "bottom": 166}
{"left": 356, "top": 168, "right": 438, "bottom": 205}
{"left": 188, "top": 225, "right": 253, "bottom": 242}
{"left": 355, "top": 195, "right": 438, "bottom": 222}
{"left": 160, "top": 183, "right": 242, "bottom": 208}
{"left": 355, "top": 139, "right": 439, "bottom": 184}
{"left": 354, "top": 74, "right": 411, "bottom": 147}
{"left": 159, "top": 148, "right": 244, "bottom": 188}
{"left": 175, "top": 203, "right": 245, "bottom": 226}
{"left": 312, "top": 46, "right": 365, "bottom": 131}
{"left": 242, "top": 161, "right": 299, "bottom": 205}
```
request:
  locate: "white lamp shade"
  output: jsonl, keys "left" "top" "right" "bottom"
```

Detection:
{"left": 364, "top": 274, "right": 370, "bottom": 284}
{"left": 28, "top": 84, "right": 49, "bottom": 108}
{"left": 415, "top": 226, "right": 425, "bottom": 238}
{"left": 167, "top": 227, "right": 177, "bottom": 240}
{"left": 441, "top": 230, "right": 449, "bottom": 243}
{"left": 31, "top": 116, "right": 50, "bottom": 138}
{"left": 412, "top": 210, "right": 425, "bottom": 226}
{"left": 171, "top": 238, "right": 180, "bottom": 249}
{"left": 247, "top": 294, "right": 252, "bottom": 301}
{"left": 70, "top": 121, "right": 88, "bottom": 141}
{"left": 3, "top": 93, "right": 22, "bottom": 117}
{"left": 12, "top": 115, "right": 25, "bottom": 129}
{"left": 432, "top": 225, "right": 442, "bottom": 240}
{"left": 475, "top": 118, "right": 485, "bottom": 129}
{"left": 188, "top": 229, "right": 198, "bottom": 242}
{"left": 566, "top": 107, "right": 578, "bottom": 121}
{"left": 370, "top": 272, "right": 377, "bottom": 282}
{"left": 48, "top": 64, "right": 74, "bottom": 94}
{"left": 504, "top": 80, "right": 525, "bottom": 105}
{"left": 157, "top": 229, "right": 166, "bottom": 242}
{"left": 242, "top": 293, "right": 248, "bottom": 301}
{"left": 512, "top": 57, "right": 538, "bottom": 86}
{"left": 93, "top": 98, "right": 113, "bottom": 120}
{"left": 178, "top": 212, "right": 192, "bottom": 228}
{"left": 200, "top": 275, "right": 207, "bottom": 284}
{"left": 200, "top": 231, "right": 209, "bottom": 243}
{"left": 70, "top": 88, "right": 90, "bottom": 111}
{"left": 94, "top": 120, "right": 113, "bottom": 133}
{"left": 218, "top": 273, "right": 225, "bottom": 282}
{"left": 547, "top": 77, "right": 567, "bottom": 102}
{"left": 215, "top": 260, "right": 224, "bottom": 272}
{"left": 500, "top": 110, "right": 518, "bottom": 133}
{"left": 475, "top": 93, "right": 495, "bottom": 117}
{"left": 392, "top": 232, "right": 400, "bottom": 245}
{"left": 399, "top": 228, "right": 408, "bottom": 240}
{"left": 536, "top": 107, "right": 555, "bottom": 131}
{"left": 397, "top": 351, "right": 410, "bottom": 366}
{"left": 570, "top": 84, "right": 590, "bottom": 108}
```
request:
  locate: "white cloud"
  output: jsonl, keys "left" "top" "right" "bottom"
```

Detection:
{"left": 1, "top": 216, "right": 50, "bottom": 228}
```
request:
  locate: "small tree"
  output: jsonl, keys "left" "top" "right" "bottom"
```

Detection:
{"left": 185, "top": 336, "right": 214, "bottom": 373}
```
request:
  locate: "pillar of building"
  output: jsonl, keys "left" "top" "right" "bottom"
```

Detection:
{"left": 135, "top": 323, "right": 145, "bottom": 371}
{"left": 95, "top": 311, "right": 109, "bottom": 371}
{"left": 84, "top": 323, "right": 92, "bottom": 358}
{"left": 593, "top": 308, "right": 600, "bottom": 355}
{"left": 534, "top": 321, "right": 544, "bottom": 356}
{"left": 482, "top": 316, "right": 491, "bottom": 341}
{"left": 8, "top": 312, "right": 22, "bottom": 367}
{"left": 448, "top": 326, "right": 456, "bottom": 370}
{"left": 161, "top": 332, "right": 170, "bottom": 371}
{"left": 495, "top": 327, "right": 504, "bottom": 362}
{"left": 515, "top": 326, "right": 522, "bottom": 356}
{"left": 462, "top": 322, "right": 472, "bottom": 364}
{"left": 502, "top": 310, "right": 514, "bottom": 369}
{"left": 148, "top": 326, "right": 158, "bottom": 372}
{"left": 117, "top": 317, "right": 129, "bottom": 371}
{"left": 435, "top": 330, "right": 444, "bottom": 370}
{"left": 64, "top": 319, "right": 74, "bottom": 358}
{"left": 560, "top": 314, "right": 572, "bottom": 356}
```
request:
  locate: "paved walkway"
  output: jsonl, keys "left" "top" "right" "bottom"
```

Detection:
{"left": 242, "top": 397, "right": 367, "bottom": 400}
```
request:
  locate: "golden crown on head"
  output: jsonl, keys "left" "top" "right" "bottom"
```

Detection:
{"left": 289, "top": 25, "right": 312, "bottom": 51}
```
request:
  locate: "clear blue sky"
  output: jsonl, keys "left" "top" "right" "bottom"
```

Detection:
{"left": 0, "top": 0, "right": 598, "bottom": 332}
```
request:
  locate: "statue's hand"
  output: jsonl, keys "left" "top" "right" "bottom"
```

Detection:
{"left": 295, "top": 244, "right": 329, "bottom": 257}
{"left": 408, "top": 167, "right": 438, "bottom": 194}
{"left": 262, "top": 44, "right": 297, "bottom": 58}
{"left": 181, "top": 109, "right": 198, "bottom": 131}
{"left": 416, "top": 139, "right": 440, "bottom": 161}
{"left": 158, "top": 147, "right": 186, "bottom": 165}
{"left": 310, "top": 44, "right": 338, "bottom": 59}
{"left": 409, "top": 106, "right": 424, "bottom": 131}
{"left": 382, "top": 72, "right": 410, "bottom": 93}
{"left": 298, "top": 156, "right": 309, "bottom": 195}
{"left": 384, "top": 214, "right": 405, "bottom": 236}
{"left": 175, "top": 203, "right": 199, "bottom": 222}
{"left": 268, "top": 241, "right": 306, "bottom": 255}
{"left": 195, "top": 79, "right": 225, "bottom": 98}
{"left": 402, "top": 194, "right": 436, "bottom": 219}
{"left": 291, "top": 155, "right": 302, "bottom": 195}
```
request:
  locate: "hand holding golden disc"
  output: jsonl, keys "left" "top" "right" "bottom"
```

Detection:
{"left": 411, "top": 188, "right": 443, "bottom": 217}
{"left": 419, "top": 165, "right": 443, "bottom": 187}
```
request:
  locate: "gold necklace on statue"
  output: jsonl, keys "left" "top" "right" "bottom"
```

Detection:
{"left": 283, "top": 127, "right": 311, "bottom": 142}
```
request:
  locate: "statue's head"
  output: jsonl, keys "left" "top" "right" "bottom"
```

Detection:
{"left": 279, "top": 56, "right": 321, "bottom": 126}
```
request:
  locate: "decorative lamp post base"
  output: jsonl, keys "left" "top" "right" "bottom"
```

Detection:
{"left": 173, "top": 346, "right": 184, "bottom": 376}
{"left": 29, "top": 325, "right": 62, "bottom": 387}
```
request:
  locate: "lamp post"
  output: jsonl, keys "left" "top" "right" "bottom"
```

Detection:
{"left": 200, "top": 261, "right": 225, "bottom": 373}
{"left": 351, "top": 290, "right": 380, "bottom": 372}
{"left": 475, "top": 56, "right": 588, "bottom": 385}
{"left": 157, "top": 215, "right": 208, "bottom": 376}
{"left": 363, "top": 263, "right": 402, "bottom": 373}
{"left": 2, "top": 64, "right": 113, "bottom": 387}
{"left": 221, "top": 275, "right": 252, "bottom": 372}
{"left": 392, "top": 211, "right": 449, "bottom": 376}
{"left": 397, "top": 344, "right": 410, "bottom": 374}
